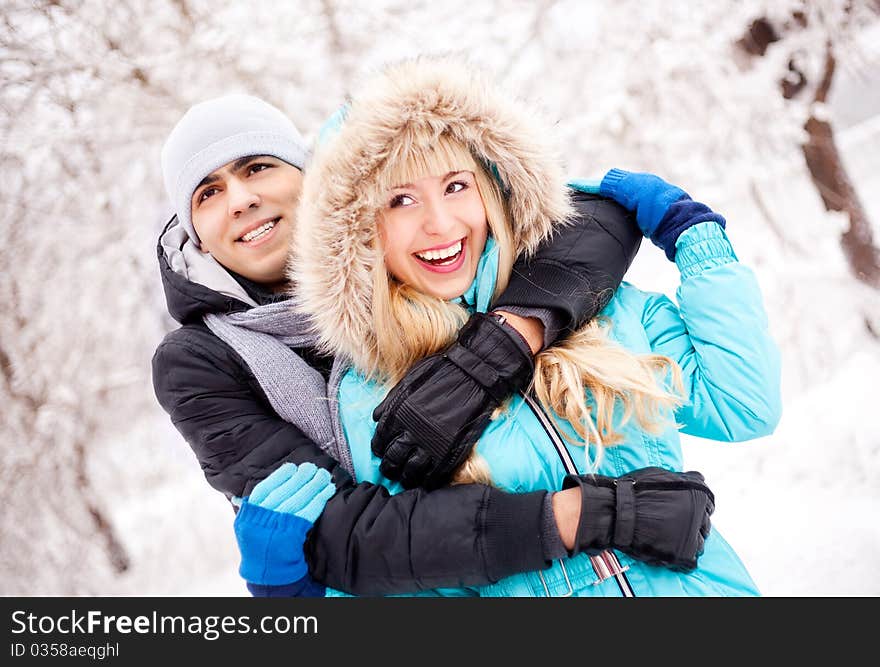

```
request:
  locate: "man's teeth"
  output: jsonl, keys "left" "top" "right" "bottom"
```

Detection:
{"left": 241, "top": 219, "right": 277, "bottom": 242}
{"left": 415, "top": 240, "right": 462, "bottom": 262}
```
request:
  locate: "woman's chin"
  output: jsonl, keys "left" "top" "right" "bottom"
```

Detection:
{"left": 417, "top": 274, "right": 474, "bottom": 301}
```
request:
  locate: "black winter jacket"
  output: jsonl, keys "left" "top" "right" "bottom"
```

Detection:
{"left": 152, "top": 191, "right": 641, "bottom": 595}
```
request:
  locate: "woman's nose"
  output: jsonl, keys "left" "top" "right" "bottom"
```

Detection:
{"left": 421, "top": 198, "right": 455, "bottom": 235}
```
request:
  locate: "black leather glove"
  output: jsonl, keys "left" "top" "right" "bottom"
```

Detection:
{"left": 371, "top": 311, "right": 534, "bottom": 490}
{"left": 563, "top": 467, "right": 715, "bottom": 572}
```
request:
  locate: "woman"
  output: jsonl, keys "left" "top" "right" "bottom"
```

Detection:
{"left": 157, "top": 94, "right": 718, "bottom": 599}
{"left": 252, "top": 55, "right": 781, "bottom": 596}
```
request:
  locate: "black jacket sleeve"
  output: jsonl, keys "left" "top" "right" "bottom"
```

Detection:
{"left": 493, "top": 191, "right": 642, "bottom": 339}
{"left": 152, "top": 326, "right": 550, "bottom": 595}
{"left": 306, "top": 482, "right": 547, "bottom": 595}
{"left": 152, "top": 325, "right": 346, "bottom": 498}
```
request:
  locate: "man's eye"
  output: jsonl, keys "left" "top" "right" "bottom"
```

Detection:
{"left": 446, "top": 181, "right": 467, "bottom": 195}
{"left": 389, "top": 193, "right": 415, "bottom": 208}
{"left": 248, "top": 163, "right": 272, "bottom": 175}
{"left": 198, "top": 187, "right": 219, "bottom": 203}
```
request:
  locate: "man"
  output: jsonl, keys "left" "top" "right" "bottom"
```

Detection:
{"left": 153, "top": 93, "right": 714, "bottom": 595}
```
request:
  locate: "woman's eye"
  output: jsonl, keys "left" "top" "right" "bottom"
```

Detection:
{"left": 198, "top": 187, "right": 219, "bottom": 204}
{"left": 389, "top": 193, "right": 415, "bottom": 208}
{"left": 446, "top": 181, "right": 467, "bottom": 195}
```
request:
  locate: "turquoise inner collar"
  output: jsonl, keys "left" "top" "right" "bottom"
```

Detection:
{"left": 450, "top": 236, "right": 498, "bottom": 314}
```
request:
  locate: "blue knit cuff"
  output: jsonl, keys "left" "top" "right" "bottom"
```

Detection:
{"left": 598, "top": 168, "right": 628, "bottom": 199}
{"left": 654, "top": 200, "right": 726, "bottom": 261}
{"left": 234, "top": 502, "right": 311, "bottom": 586}
{"left": 674, "top": 222, "right": 738, "bottom": 280}
{"left": 247, "top": 576, "right": 326, "bottom": 598}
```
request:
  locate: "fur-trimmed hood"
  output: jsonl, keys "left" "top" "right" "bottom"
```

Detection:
{"left": 291, "top": 55, "right": 574, "bottom": 371}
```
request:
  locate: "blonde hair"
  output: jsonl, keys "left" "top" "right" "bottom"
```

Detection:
{"left": 533, "top": 322, "right": 683, "bottom": 472}
{"left": 368, "top": 134, "right": 683, "bottom": 483}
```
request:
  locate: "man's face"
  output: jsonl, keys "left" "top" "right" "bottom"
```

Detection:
{"left": 191, "top": 156, "right": 303, "bottom": 285}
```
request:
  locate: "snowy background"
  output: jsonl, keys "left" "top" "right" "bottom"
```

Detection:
{"left": 2, "top": 0, "right": 878, "bottom": 597}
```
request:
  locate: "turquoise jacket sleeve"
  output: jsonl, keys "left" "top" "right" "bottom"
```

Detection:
{"left": 641, "top": 222, "right": 782, "bottom": 441}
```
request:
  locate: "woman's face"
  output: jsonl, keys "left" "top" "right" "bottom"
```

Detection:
{"left": 378, "top": 170, "right": 489, "bottom": 300}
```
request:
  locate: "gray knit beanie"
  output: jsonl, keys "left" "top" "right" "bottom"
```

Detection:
{"left": 161, "top": 94, "right": 310, "bottom": 247}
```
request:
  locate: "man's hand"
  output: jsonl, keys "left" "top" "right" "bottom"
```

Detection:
{"left": 551, "top": 486, "right": 582, "bottom": 551}
{"left": 493, "top": 310, "right": 543, "bottom": 354}
{"left": 562, "top": 467, "right": 715, "bottom": 572}
{"left": 371, "top": 312, "right": 534, "bottom": 490}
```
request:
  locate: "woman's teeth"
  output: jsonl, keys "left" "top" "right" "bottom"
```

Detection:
{"left": 240, "top": 219, "right": 277, "bottom": 242}
{"left": 415, "top": 240, "right": 462, "bottom": 264}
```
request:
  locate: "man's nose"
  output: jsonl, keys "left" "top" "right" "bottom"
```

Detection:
{"left": 227, "top": 178, "right": 260, "bottom": 217}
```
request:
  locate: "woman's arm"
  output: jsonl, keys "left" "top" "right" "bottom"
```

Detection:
{"left": 642, "top": 222, "right": 782, "bottom": 440}
{"left": 593, "top": 168, "right": 781, "bottom": 440}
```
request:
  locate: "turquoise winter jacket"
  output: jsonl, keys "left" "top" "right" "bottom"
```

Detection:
{"left": 329, "top": 221, "right": 782, "bottom": 597}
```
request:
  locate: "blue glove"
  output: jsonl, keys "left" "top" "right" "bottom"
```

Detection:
{"left": 598, "top": 168, "right": 726, "bottom": 260}
{"left": 233, "top": 462, "right": 336, "bottom": 592}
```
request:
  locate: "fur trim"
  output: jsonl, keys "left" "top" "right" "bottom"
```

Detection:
{"left": 291, "top": 55, "right": 574, "bottom": 372}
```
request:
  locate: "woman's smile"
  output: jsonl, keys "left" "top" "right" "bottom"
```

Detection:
{"left": 412, "top": 237, "right": 467, "bottom": 274}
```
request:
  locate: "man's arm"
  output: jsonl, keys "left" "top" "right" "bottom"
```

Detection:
{"left": 493, "top": 191, "right": 642, "bottom": 342}
{"left": 253, "top": 467, "right": 714, "bottom": 595}
{"left": 152, "top": 326, "right": 348, "bottom": 497}
{"left": 154, "top": 331, "right": 711, "bottom": 595}
{"left": 152, "top": 327, "right": 553, "bottom": 593}
{"left": 305, "top": 482, "right": 549, "bottom": 595}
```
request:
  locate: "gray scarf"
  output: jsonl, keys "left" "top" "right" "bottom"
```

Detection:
{"left": 204, "top": 300, "right": 339, "bottom": 458}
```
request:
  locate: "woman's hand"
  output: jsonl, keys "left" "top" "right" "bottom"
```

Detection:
{"left": 233, "top": 462, "right": 336, "bottom": 593}
{"left": 598, "top": 169, "right": 726, "bottom": 260}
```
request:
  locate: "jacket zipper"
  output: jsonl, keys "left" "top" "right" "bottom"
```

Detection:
{"left": 520, "top": 391, "right": 636, "bottom": 598}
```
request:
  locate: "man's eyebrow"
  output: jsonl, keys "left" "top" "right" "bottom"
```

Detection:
{"left": 195, "top": 172, "right": 220, "bottom": 191}
{"left": 391, "top": 171, "right": 465, "bottom": 190}
{"left": 231, "top": 156, "right": 262, "bottom": 172}
{"left": 194, "top": 156, "right": 271, "bottom": 192}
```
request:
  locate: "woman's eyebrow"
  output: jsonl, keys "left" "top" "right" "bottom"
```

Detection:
{"left": 391, "top": 171, "right": 466, "bottom": 190}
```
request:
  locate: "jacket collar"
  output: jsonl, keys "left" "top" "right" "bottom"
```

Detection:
{"left": 452, "top": 236, "right": 498, "bottom": 315}
{"left": 157, "top": 216, "right": 261, "bottom": 323}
